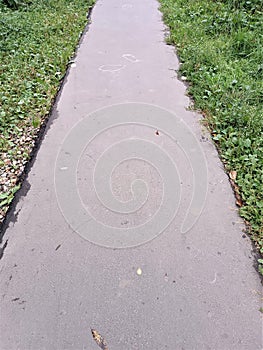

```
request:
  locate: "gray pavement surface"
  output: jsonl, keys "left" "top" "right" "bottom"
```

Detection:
{"left": 0, "top": 0, "right": 262, "bottom": 349}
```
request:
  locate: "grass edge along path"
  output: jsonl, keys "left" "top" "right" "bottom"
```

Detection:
{"left": 0, "top": 0, "right": 94, "bottom": 229}
{"left": 159, "top": 0, "right": 263, "bottom": 271}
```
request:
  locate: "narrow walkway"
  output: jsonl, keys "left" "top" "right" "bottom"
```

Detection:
{"left": 0, "top": 0, "right": 261, "bottom": 349}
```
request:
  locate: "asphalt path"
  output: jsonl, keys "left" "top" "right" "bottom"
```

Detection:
{"left": 0, "top": 0, "right": 262, "bottom": 349}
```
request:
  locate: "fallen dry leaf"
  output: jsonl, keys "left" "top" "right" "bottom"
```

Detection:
{"left": 229, "top": 179, "right": 243, "bottom": 207}
{"left": 91, "top": 328, "right": 109, "bottom": 350}
{"left": 236, "top": 195, "right": 243, "bottom": 207}
{"left": 229, "top": 170, "right": 237, "bottom": 181}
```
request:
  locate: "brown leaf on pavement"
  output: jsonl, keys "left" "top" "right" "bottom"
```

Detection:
{"left": 91, "top": 328, "right": 109, "bottom": 350}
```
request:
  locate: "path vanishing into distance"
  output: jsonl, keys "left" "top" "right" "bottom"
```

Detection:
{"left": 0, "top": 0, "right": 262, "bottom": 349}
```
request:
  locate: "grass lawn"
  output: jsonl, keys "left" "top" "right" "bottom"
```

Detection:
{"left": 159, "top": 0, "right": 263, "bottom": 268}
{"left": 0, "top": 0, "right": 93, "bottom": 222}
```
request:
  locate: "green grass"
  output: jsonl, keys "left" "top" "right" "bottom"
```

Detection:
{"left": 0, "top": 0, "right": 93, "bottom": 216}
{"left": 160, "top": 0, "right": 263, "bottom": 256}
